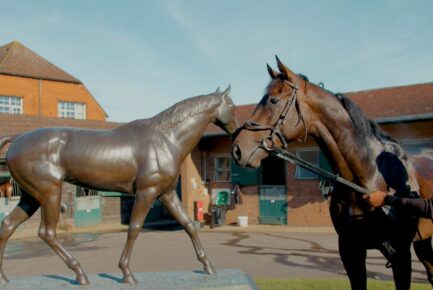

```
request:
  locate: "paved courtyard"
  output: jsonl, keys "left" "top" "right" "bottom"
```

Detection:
{"left": 1, "top": 226, "right": 429, "bottom": 285}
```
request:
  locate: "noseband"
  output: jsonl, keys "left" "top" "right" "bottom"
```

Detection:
{"left": 235, "top": 77, "right": 305, "bottom": 151}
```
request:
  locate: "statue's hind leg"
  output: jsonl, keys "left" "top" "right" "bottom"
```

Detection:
{"left": 0, "top": 192, "right": 39, "bottom": 283}
{"left": 38, "top": 185, "right": 89, "bottom": 285}
{"left": 160, "top": 190, "right": 216, "bottom": 275}
{"left": 414, "top": 237, "right": 433, "bottom": 286}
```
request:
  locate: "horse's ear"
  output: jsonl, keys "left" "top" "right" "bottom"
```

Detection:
{"left": 275, "top": 55, "right": 296, "bottom": 80}
{"left": 267, "top": 64, "right": 278, "bottom": 79}
{"left": 215, "top": 87, "right": 221, "bottom": 93}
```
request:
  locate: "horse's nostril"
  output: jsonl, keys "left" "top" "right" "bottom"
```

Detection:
{"left": 233, "top": 145, "right": 242, "bottom": 160}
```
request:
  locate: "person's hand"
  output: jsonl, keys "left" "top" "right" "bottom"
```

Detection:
{"left": 363, "top": 191, "right": 387, "bottom": 208}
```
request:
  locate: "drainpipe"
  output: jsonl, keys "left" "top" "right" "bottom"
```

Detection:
{"left": 38, "top": 79, "right": 42, "bottom": 116}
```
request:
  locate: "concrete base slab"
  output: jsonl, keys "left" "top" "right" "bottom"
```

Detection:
{"left": 2, "top": 269, "right": 257, "bottom": 290}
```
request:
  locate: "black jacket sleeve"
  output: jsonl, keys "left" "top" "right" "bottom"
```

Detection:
{"left": 384, "top": 195, "right": 433, "bottom": 219}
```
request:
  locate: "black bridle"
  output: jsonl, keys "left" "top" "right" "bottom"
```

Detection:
{"left": 234, "top": 76, "right": 305, "bottom": 151}
{"left": 232, "top": 74, "right": 372, "bottom": 224}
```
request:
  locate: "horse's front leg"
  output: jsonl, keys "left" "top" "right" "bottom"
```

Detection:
{"left": 159, "top": 190, "right": 216, "bottom": 275}
{"left": 118, "top": 189, "right": 156, "bottom": 284}
{"left": 338, "top": 234, "right": 367, "bottom": 290}
{"left": 390, "top": 244, "right": 412, "bottom": 290}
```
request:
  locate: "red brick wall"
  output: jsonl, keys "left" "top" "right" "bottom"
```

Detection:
{"left": 225, "top": 186, "right": 260, "bottom": 225}
{"left": 286, "top": 162, "right": 332, "bottom": 226}
{"left": 101, "top": 197, "right": 121, "bottom": 223}
{"left": 0, "top": 74, "right": 106, "bottom": 121}
{"left": 382, "top": 121, "right": 433, "bottom": 140}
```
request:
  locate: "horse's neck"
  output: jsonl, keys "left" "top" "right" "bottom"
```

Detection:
{"left": 312, "top": 112, "right": 381, "bottom": 190}
{"left": 165, "top": 112, "right": 213, "bottom": 160}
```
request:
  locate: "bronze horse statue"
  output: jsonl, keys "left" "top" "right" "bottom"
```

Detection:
{"left": 0, "top": 87, "right": 238, "bottom": 285}
{"left": 232, "top": 57, "right": 433, "bottom": 290}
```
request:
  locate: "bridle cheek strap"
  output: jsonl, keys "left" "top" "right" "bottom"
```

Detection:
{"left": 238, "top": 78, "right": 301, "bottom": 151}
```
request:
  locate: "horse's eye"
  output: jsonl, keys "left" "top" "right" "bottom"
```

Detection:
{"left": 270, "top": 98, "right": 279, "bottom": 104}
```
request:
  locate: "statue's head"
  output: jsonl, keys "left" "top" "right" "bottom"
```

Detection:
{"left": 213, "top": 85, "right": 238, "bottom": 135}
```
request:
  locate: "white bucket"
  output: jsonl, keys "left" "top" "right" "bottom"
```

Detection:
{"left": 237, "top": 216, "right": 248, "bottom": 227}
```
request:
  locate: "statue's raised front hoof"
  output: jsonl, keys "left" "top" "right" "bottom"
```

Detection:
{"left": 76, "top": 274, "right": 90, "bottom": 285}
{"left": 122, "top": 274, "right": 138, "bottom": 284}
{"left": 204, "top": 264, "right": 216, "bottom": 275}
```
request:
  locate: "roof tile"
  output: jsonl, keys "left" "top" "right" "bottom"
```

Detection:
{"left": 0, "top": 41, "right": 81, "bottom": 84}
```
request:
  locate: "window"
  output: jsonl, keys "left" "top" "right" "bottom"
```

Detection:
{"left": 401, "top": 140, "right": 432, "bottom": 154}
{"left": 200, "top": 151, "right": 208, "bottom": 183}
{"left": 295, "top": 149, "right": 320, "bottom": 179}
{"left": 214, "top": 156, "right": 232, "bottom": 182}
{"left": 0, "top": 96, "right": 22, "bottom": 114}
{"left": 58, "top": 101, "right": 86, "bottom": 119}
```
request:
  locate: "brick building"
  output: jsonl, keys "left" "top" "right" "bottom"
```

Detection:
{"left": 180, "top": 82, "right": 433, "bottom": 227}
{"left": 0, "top": 41, "right": 119, "bottom": 230}
{"left": 0, "top": 41, "right": 107, "bottom": 121}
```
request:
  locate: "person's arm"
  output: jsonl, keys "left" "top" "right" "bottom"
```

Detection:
{"left": 389, "top": 195, "right": 433, "bottom": 219}
{"left": 364, "top": 191, "right": 433, "bottom": 219}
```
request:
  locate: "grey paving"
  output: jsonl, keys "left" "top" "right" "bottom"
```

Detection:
{"left": 0, "top": 269, "right": 257, "bottom": 290}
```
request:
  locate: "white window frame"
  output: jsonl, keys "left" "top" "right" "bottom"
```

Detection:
{"left": 295, "top": 148, "right": 320, "bottom": 180}
{"left": 58, "top": 101, "right": 86, "bottom": 120}
{"left": 213, "top": 155, "right": 232, "bottom": 182}
{"left": 0, "top": 96, "right": 23, "bottom": 115}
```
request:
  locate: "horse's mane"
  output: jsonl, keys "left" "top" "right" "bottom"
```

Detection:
{"left": 126, "top": 93, "right": 222, "bottom": 131}
{"left": 333, "top": 93, "right": 395, "bottom": 144}
{"left": 298, "top": 73, "right": 395, "bottom": 145}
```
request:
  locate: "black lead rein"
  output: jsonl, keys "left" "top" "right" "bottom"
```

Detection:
{"left": 266, "top": 146, "right": 369, "bottom": 195}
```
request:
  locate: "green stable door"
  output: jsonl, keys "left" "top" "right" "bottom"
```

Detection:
{"left": 259, "top": 185, "right": 287, "bottom": 225}
{"left": 232, "top": 156, "right": 288, "bottom": 225}
{"left": 74, "top": 187, "right": 102, "bottom": 227}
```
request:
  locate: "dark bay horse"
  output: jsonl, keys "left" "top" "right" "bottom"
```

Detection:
{"left": 232, "top": 57, "right": 433, "bottom": 290}
{"left": 0, "top": 87, "right": 238, "bottom": 285}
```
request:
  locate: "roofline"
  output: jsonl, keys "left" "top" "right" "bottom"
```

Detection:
{"left": 0, "top": 72, "right": 82, "bottom": 85}
{"left": 345, "top": 81, "right": 433, "bottom": 95}
{"left": 374, "top": 113, "right": 433, "bottom": 124}
{"left": 0, "top": 41, "right": 82, "bottom": 84}
{"left": 82, "top": 84, "right": 109, "bottom": 118}
{"left": 203, "top": 113, "right": 433, "bottom": 138}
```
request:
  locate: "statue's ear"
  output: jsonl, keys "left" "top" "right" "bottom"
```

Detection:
{"left": 267, "top": 63, "right": 278, "bottom": 79}
{"left": 275, "top": 55, "right": 297, "bottom": 81}
{"left": 223, "top": 85, "right": 231, "bottom": 97}
{"left": 215, "top": 87, "right": 221, "bottom": 93}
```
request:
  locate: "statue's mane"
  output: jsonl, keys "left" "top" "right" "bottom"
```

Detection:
{"left": 127, "top": 93, "right": 222, "bottom": 131}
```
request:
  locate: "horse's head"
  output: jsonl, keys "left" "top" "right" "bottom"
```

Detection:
{"left": 213, "top": 85, "right": 239, "bottom": 135}
{"left": 232, "top": 56, "right": 308, "bottom": 168}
